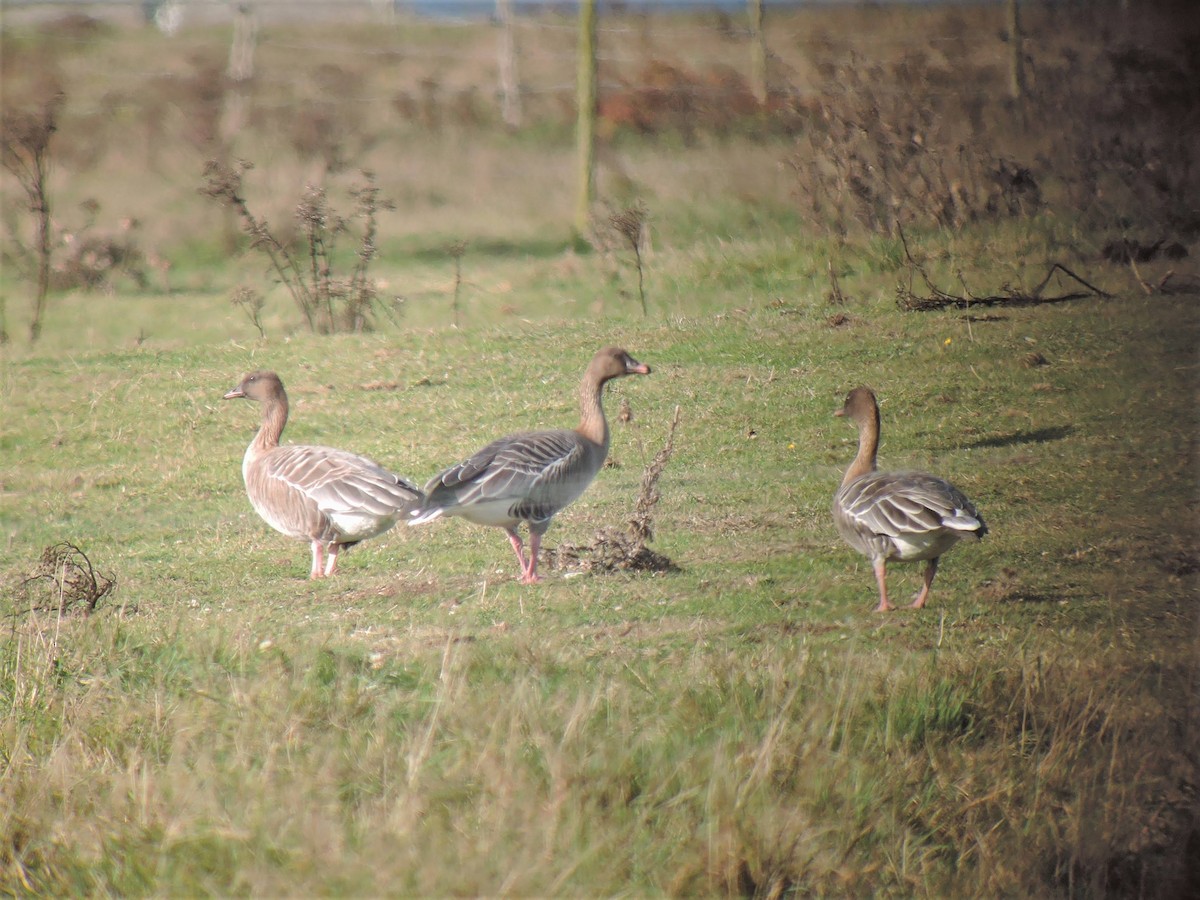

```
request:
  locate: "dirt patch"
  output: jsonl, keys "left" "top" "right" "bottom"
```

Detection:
{"left": 549, "top": 526, "right": 680, "bottom": 575}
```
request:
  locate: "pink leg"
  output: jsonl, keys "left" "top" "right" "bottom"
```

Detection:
{"left": 505, "top": 528, "right": 529, "bottom": 576}
{"left": 873, "top": 558, "right": 892, "bottom": 612}
{"left": 911, "top": 558, "right": 939, "bottom": 609}
{"left": 324, "top": 543, "right": 340, "bottom": 577}
{"left": 521, "top": 531, "right": 543, "bottom": 584}
{"left": 309, "top": 540, "right": 325, "bottom": 579}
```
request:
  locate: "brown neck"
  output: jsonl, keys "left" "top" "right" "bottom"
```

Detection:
{"left": 253, "top": 395, "right": 288, "bottom": 453}
{"left": 575, "top": 372, "right": 610, "bottom": 449}
{"left": 841, "top": 409, "right": 879, "bottom": 487}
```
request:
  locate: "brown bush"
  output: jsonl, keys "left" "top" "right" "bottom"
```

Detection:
{"left": 790, "top": 51, "right": 1038, "bottom": 236}
{"left": 1037, "top": 38, "right": 1200, "bottom": 236}
{"left": 791, "top": 6, "right": 1200, "bottom": 238}
{"left": 52, "top": 215, "right": 147, "bottom": 292}
{"left": 598, "top": 59, "right": 796, "bottom": 141}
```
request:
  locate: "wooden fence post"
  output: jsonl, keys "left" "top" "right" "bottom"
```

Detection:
{"left": 749, "top": 0, "right": 767, "bottom": 107}
{"left": 1007, "top": 0, "right": 1025, "bottom": 103}
{"left": 496, "top": 0, "right": 521, "bottom": 129}
{"left": 220, "top": 2, "right": 258, "bottom": 144}
{"left": 574, "top": 0, "right": 597, "bottom": 243}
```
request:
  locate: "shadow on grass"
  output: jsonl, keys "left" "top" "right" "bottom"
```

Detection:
{"left": 997, "top": 591, "right": 1064, "bottom": 604}
{"left": 400, "top": 236, "right": 578, "bottom": 263}
{"left": 965, "top": 425, "right": 1074, "bottom": 450}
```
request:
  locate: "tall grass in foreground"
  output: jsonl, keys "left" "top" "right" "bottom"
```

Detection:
{"left": 2, "top": 608, "right": 1194, "bottom": 896}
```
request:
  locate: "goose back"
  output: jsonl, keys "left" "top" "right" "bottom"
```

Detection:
{"left": 420, "top": 428, "right": 602, "bottom": 532}
{"left": 245, "top": 442, "right": 423, "bottom": 544}
{"left": 834, "top": 469, "right": 986, "bottom": 564}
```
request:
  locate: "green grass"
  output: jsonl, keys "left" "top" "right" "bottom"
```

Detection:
{"left": 2, "top": 254, "right": 1197, "bottom": 895}
{"left": 2, "top": 5, "right": 1198, "bottom": 895}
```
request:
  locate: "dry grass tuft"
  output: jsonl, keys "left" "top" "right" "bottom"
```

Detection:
{"left": 549, "top": 405, "right": 682, "bottom": 574}
{"left": 14, "top": 542, "right": 116, "bottom": 616}
{"left": 825, "top": 311, "right": 855, "bottom": 328}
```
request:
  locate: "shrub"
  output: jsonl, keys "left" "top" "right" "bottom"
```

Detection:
{"left": 791, "top": 8, "right": 1200, "bottom": 240}
{"left": 201, "top": 159, "right": 390, "bottom": 334}
{"left": 790, "top": 52, "right": 1037, "bottom": 237}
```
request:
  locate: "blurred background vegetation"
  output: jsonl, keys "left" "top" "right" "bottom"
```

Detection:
{"left": 2, "top": 0, "right": 1196, "bottom": 345}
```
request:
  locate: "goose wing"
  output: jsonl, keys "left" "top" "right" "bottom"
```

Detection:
{"left": 264, "top": 445, "right": 424, "bottom": 518}
{"left": 424, "top": 429, "right": 593, "bottom": 521}
{"left": 837, "top": 471, "right": 986, "bottom": 539}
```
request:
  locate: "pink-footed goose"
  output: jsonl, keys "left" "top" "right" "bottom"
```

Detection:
{"left": 833, "top": 386, "right": 987, "bottom": 612}
{"left": 410, "top": 347, "right": 652, "bottom": 583}
{"left": 223, "top": 371, "right": 423, "bottom": 578}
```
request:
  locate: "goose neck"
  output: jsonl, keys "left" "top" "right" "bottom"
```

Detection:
{"left": 576, "top": 373, "right": 609, "bottom": 449}
{"left": 842, "top": 411, "right": 879, "bottom": 487}
{"left": 253, "top": 395, "right": 288, "bottom": 453}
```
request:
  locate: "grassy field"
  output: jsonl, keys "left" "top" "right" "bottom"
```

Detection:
{"left": 3, "top": 2, "right": 1199, "bottom": 897}
{"left": 3, "top": 266, "right": 1197, "bottom": 896}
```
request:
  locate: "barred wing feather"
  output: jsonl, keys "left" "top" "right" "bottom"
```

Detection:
{"left": 425, "top": 429, "right": 591, "bottom": 518}
{"left": 838, "top": 471, "right": 986, "bottom": 539}
{"left": 266, "top": 446, "right": 423, "bottom": 517}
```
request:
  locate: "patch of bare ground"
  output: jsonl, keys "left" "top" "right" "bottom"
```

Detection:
{"left": 548, "top": 527, "right": 679, "bottom": 575}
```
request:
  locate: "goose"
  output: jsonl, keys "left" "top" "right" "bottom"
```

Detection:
{"left": 410, "top": 346, "right": 652, "bottom": 583}
{"left": 833, "top": 386, "right": 987, "bottom": 611}
{"left": 223, "top": 370, "right": 423, "bottom": 578}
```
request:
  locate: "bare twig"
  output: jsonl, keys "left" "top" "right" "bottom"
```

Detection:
{"left": 15, "top": 542, "right": 116, "bottom": 617}
{"left": 230, "top": 286, "right": 266, "bottom": 339}
{"left": 347, "top": 172, "right": 390, "bottom": 333}
{"left": 548, "top": 405, "right": 681, "bottom": 574}
{"left": 898, "top": 259, "right": 1112, "bottom": 312}
{"left": 629, "top": 404, "right": 682, "bottom": 543}
{"left": 826, "top": 259, "right": 847, "bottom": 305}
{"left": 448, "top": 240, "right": 467, "bottom": 329}
{"left": 1, "top": 92, "right": 65, "bottom": 343}
{"left": 609, "top": 203, "right": 650, "bottom": 317}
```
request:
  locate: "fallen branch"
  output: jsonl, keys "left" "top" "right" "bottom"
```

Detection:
{"left": 1128, "top": 261, "right": 1200, "bottom": 297}
{"left": 1155, "top": 271, "right": 1200, "bottom": 294}
{"left": 897, "top": 242, "right": 1112, "bottom": 313}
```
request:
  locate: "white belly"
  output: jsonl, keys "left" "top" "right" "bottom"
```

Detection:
{"left": 329, "top": 510, "right": 398, "bottom": 542}
{"left": 889, "top": 530, "right": 962, "bottom": 562}
{"left": 455, "top": 498, "right": 523, "bottom": 528}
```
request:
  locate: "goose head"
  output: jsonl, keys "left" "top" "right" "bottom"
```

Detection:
{"left": 590, "top": 346, "right": 652, "bottom": 383}
{"left": 224, "top": 370, "right": 286, "bottom": 404}
{"left": 834, "top": 385, "right": 879, "bottom": 428}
